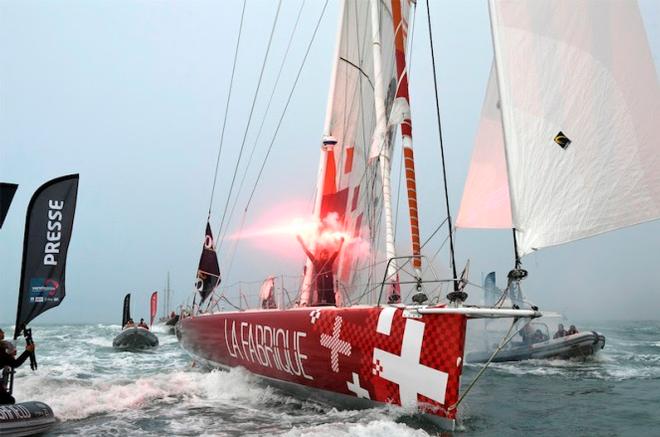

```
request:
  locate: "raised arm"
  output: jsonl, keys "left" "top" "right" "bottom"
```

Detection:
{"left": 296, "top": 235, "right": 315, "bottom": 263}
{"left": 329, "top": 237, "right": 345, "bottom": 264}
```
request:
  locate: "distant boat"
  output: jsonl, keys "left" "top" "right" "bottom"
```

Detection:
{"left": 468, "top": 329, "right": 606, "bottom": 363}
{"left": 2, "top": 175, "right": 79, "bottom": 436}
{"left": 157, "top": 273, "right": 178, "bottom": 333}
{"left": 467, "top": 273, "right": 605, "bottom": 363}
{"left": 112, "top": 293, "right": 159, "bottom": 350}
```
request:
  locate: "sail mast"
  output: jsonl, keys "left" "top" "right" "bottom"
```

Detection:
{"left": 370, "top": 0, "right": 398, "bottom": 293}
{"left": 390, "top": 0, "right": 421, "bottom": 279}
{"left": 301, "top": 0, "right": 346, "bottom": 306}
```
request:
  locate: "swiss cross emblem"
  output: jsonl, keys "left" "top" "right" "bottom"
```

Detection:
{"left": 320, "top": 316, "right": 352, "bottom": 372}
{"left": 372, "top": 310, "right": 450, "bottom": 408}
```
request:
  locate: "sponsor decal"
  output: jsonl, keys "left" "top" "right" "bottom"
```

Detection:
{"left": 554, "top": 131, "right": 571, "bottom": 149}
{"left": 43, "top": 199, "right": 65, "bottom": 266}
{"left": 224, "top": 319, "right": 313, "bottom": 381}
{"left": 29, "top": 278, "right": 60, "bottom": 303}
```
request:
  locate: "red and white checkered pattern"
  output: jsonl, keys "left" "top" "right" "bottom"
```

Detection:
{"left": 179, "top": 305, "right": 467, "bottom": 421}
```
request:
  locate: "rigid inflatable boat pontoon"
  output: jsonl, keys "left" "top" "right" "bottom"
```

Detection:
{"left": 112, "top": 327, "right": 159, "bottom": 350}
{"left": 0, "top": 402, "right": 56, "bottom": 437}
{"left": 467, "top": 331, "right": 606, "bottom": 363}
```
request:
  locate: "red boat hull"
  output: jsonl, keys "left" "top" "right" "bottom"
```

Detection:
{"left": 177, "top": 305, "right": 467, "bottom": 425}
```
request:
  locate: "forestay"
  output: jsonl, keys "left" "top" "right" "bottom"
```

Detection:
{"left": 463, "top": 0, "right": 660, "bottom": 256}
{"left": 304, "top": 0, "right": 411, "bottom": 305}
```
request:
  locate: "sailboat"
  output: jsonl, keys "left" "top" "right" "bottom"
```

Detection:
{"left": 112, "top": 293, "right": 159, "bottom": 350}
{"left": 157, "top": 273, "right": 179, "bottom": 333}
{"left": 177, "top": 0, "right": 540, "bottom": 429}
{"left": 457, "top": 1, "right": 659, "bottom": 362}
{"left": 1, "top": 175, "right": 78, "bottom": 436}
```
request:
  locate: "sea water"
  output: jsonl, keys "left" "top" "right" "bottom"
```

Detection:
{"left": 4, "top": 321, "right": 659, "bottom": 436}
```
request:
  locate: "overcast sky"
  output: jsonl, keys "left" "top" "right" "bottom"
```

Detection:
{"left": 1, "top": 0, "right": 659, "bottom": 326}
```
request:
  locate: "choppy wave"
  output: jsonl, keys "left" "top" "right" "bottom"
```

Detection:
{"left": 5, "top": 322, "right": 659, "bottom": 436}
{"left": 10, "top": 326, "right": 427, "bottom": 436}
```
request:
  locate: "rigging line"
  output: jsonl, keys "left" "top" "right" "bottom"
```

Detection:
{"left": 219, "top": 0, "right": 306, "bottom": 245}
{"left": 343, "top": 4, "right": 375, "bottom": 301}
{"left": 217, "top": 0, "right": 283, "bottom": 245}
{"left": 384, "top": 217, "right": 449, "bottom": 287}
{"left": 450, "top": 318, "right": 530, "bottom": 411}
{"left": 421, "top": 217, "right": 448, "bottom": 248}
{"left": 219, "top": 211, "right": 248, "bottom": 287}
{"left": 407, "top": 1, "right": 417, "bottom": 80}
{"left": 420, "top": 228, "right": 453, "bottom": 278}
{"left": 425, "top": 0, "right": 458, "bottom": 290}
{"left": 219, "top": 295, "right": 243, "bottom": 311}
{"left": 207, "top": 0, "right": 248, "bottom": 217}
{"left": 244, "top": 0, "right": 330, "bottom": 212}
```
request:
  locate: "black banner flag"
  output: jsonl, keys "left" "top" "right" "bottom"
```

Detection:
{"left": 0, "top": 182, "right": 18, "bottom": 229}
{"left": 195, "top": 221, "right": 221, "bottom": 303}
{"left": 122, "top": 293, "right": 131, "bottom": 327}
{"left": 14, "top": 174, "right": 79, "bottom": 338}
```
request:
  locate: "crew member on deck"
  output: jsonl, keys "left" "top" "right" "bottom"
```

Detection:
{"left": 297, "top": 235, "right": 344, "bottom": 306}
{"left": 567, "top": 325, "right": 578, "bottom": 335}
{"left": 138, "top": 319, "right": 149, "bottom": 329}
{"left": 0, "top": 328, "right": 35, "bottom": 405}
{"left": 124, "top": 319, "right": 135, "bottom": 329}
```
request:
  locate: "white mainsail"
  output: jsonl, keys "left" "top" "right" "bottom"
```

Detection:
{"left": 459, "top": 0, "right": 660, "bottom": 257}
{"left": 301, "top": 0, "right": 411, "bottom": 305}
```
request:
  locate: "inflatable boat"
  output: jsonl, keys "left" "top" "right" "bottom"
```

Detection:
{"left": 467, "top": 330, "right": 606, "bottom": 363}
{"left": 112, "top": 327, "right": 159, "bottom": 350}
{"left": 0, "top": 401, "right": 56, "bottom": 436}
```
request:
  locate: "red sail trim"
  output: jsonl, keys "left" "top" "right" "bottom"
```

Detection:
{"left": 323, "top": 148, "right": 337, "bottom": 196}
{"left": 344, "top": 147, "right": 354, "bottom": 174}
{"left": 353, "top": 213, "right": 363, "bottom": 238}
{"left": 351, "top": 186, "right": 360, "bottom": 212}
{"left": 321, "top": 188, "right": 350, "bottom": 225}
{"left": 320, "top": 146, "right": 350, "bottom": 224}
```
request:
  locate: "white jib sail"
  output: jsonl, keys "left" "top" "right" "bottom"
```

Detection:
{"left": 456, "top": 63, "right": 511, "bottom": 230}
{"left": 489, "top": 0, "right": 660, "bottom": 256}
